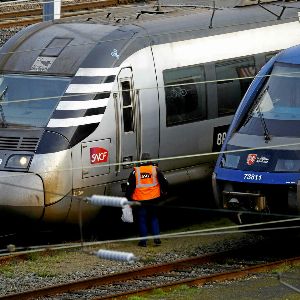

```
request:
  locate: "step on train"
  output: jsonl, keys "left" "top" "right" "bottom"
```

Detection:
{"left": 0, "top": 0, "right": 300, "bottom": 226}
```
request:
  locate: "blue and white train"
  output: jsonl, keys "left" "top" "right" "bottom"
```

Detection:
{"left": 1, "top": 0, "right": 300, "bottom": 226}
{"left": 213, "top": 42, "right": 300, "bottom": 224}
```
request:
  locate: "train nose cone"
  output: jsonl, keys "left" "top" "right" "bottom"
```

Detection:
{"left": 0, "top": 172, "right": 44, "bottom": 222}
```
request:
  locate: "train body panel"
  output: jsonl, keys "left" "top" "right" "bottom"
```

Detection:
{"left": 1, "top": 1, "right": 300, "bottom": 225}
{"left": 30, "top": 149, "right": 73, "bottom": 206}
{"left": 0, "top": 171, "right": 44, "bottom": 216}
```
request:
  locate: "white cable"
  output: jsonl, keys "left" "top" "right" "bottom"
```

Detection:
{"left": 95, "top": 249, "right": 136, "bottom": 263}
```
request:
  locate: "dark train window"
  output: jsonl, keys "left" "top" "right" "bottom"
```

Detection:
{"left": 265, "top": 51, "right": 279, "bottom": 63}
{"left": 121, "top": 80, "right": 134, "bottom": 132}
{"left": 41, "top": 38, "right": 73, "bottom": 57}
{"left": 163, "top": 65, "right": 206, "bottom": 126}
{"left": 216, "top": 57, "right": 256, "bottom": 117}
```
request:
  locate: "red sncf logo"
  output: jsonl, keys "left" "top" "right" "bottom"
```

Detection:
{"left": 90, "top": 147, "right": 108, "bottom": 164}
{"left": 246, "top": 154, "right": 257, "bottom": 166}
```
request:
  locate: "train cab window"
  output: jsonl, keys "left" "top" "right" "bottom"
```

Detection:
{"left": 163, "top": 65, "right": 206, "bottom": 126}
{"left": 121, "top": 80, "right": 134, "bottom": 132}
{"left": 216, "top": 57, "right": 256, "bottom": 117}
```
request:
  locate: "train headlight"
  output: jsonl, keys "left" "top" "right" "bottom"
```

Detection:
{"left": 5, "top": 154, "right": 33, "bottom": 170}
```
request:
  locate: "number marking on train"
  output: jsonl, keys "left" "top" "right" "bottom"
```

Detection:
{"left": 243, "top": 173, "right": 262, "bottom": 181}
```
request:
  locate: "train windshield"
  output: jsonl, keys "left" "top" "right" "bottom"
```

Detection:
{"left": 244, "top": 63, "right": 300, "bottom": 124}
{"left": 0, "top": 74, "right": 70, "bottom": 128}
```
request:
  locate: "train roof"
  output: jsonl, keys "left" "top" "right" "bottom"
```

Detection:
{"left": 275, "top": 44, "right": 300, "bottom": 65}
{"left": 1, "top": 0, "right": 300, "bottom": 75}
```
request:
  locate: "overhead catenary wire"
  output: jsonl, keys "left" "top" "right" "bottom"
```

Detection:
{"left": 1, "top": 138, "right": 300, "bottom": 200}
{"left": 76, "top": 194, "right": 300, "bottom": 254}
{"left": 1, "top": 217, "right": 300, "bottom": 258}
{"left": 1, "top": 134, "right": 300, "bottom": 202}
{"left": 0, "top": 0, "right": 299, "bottom": 54}
{"left": 0, "top": 0, "right": 217, "bottom": 24}
{"left": 0, "top": 70, "right": 295, "bottom": 107}
{"left": 0, "top": 13, "right": 297, "bottom": 54}
{"left": 0, "top": 0, "right": 297, "bottom": 23}
{"left": 0, "top": 65, "right": 297, "bottom": 187}
{"left": 0, "top": 168, "right": 298, "bottom": 221}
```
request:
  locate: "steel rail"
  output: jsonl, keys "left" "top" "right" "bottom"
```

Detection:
{"left": 0, "top": 250, "right": 244, "bottom": 300}
{"left": 0, "top": 0, "right": 121, "bottom": 28}
{"left": 99, "top": 256, "right": 300, "bottom": 300}
{"left": 1, "top": 251, "right": 300, "bottom": 300}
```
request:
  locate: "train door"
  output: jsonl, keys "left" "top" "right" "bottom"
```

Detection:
{"left": 115, "top": 67, "right": 141, "bottom": 178}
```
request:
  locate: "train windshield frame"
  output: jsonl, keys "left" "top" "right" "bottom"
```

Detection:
{"left": 221, "top": 63, "right": 300, "bottom": 172}
{"left": 0, "top": 74, "right": 71, "bottom": 128}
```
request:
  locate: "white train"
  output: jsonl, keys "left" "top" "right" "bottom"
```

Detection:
{"left": 0, "top": 0, "right": 300, "bottom": 226}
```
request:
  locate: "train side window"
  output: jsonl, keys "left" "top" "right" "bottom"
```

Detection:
{"left": 121, "top": 80, "right": 134, "bottom": 132}
{"left": 216, "top": 57, "right": 256, "bottom": 117}
{"left": 163, "top": 65, "right": 206, "bottom": 126}
{"left": 265, "top": 51, "right": 279, "bottom": 62}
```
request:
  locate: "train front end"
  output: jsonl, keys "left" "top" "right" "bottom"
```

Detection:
{"left": 213, "top": 45, "right": 300, "bottom": 224}
{"left": 0, "top": 21, "right": 124, "bottom": 227}
{"left": 0, "top": 73, "right": 72, "bottom": 224}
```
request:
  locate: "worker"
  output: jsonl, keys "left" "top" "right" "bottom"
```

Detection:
{"left": 126, "top": 152, "right": 168, "bottom": 247}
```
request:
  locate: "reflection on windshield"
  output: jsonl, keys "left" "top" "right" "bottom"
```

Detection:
{"left": 248, "top": 63, "right": 300, "bottom": 121}
{"left": 0, "top": 74, "right": 71, "bottom": 128}
{"left": 0, "top": 85, "right": 8, "bottom": 128}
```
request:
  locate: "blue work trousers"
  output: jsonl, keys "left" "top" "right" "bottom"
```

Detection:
{"left": 136, "top": 199, "right": 160, "bottom": 241}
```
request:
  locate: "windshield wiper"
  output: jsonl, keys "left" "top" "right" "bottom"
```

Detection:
{"left": 244, "top": 85, "right": 269, "bottom": 126}
{"left": 257, "top": 106, "right": 271, "bottom": 143}
{"left": 0, "top": 86, "right": 8, "bottom": 128}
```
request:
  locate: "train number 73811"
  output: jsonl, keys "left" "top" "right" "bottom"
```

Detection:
{"left": 243, "top": 173, "right": 262, "bottom": 181}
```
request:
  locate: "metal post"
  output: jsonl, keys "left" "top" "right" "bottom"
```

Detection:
{"left": 156, "top": 0, "right": 161, "bottom": 11}
{"left": 42, "top": 0, "right": 61, "bottom": 21}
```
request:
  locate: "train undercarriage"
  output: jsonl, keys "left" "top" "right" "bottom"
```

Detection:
{"left": 218, "top": 181, "right": 300, "bottom": 225}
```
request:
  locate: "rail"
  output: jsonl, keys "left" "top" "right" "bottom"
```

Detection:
{"left": 1, "top": 249, "right": 299, "bottom": 300}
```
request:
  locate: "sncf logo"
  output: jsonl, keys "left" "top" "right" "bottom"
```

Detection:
{"left": 141, "top": 173, "right": 151, "bottom": 179}
{"left": 90, "top": 147, "right": 108, "bottom": 164}
{"left": 246, "top": 154, "right": 257, "bottom": 166}
{"left": 246, "top": 153, "right": 269, "bottom": 165}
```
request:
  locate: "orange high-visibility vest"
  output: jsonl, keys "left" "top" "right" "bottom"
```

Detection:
{"left": 132, "top": 165, "right": 161, "bottom": 201}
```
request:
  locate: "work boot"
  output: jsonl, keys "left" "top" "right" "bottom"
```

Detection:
{"left": 138, "top": 240, "right": 147, "bottom": 247}
{"left": 154, "top": 239, "right": 161, "bottom": 245}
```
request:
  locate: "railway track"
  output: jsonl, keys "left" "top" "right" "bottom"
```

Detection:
{"left": 0, "top": 248, "right": 299, "bottom": 300}
{"left": 0, "top": 0, "right": 132, "bottom": 28}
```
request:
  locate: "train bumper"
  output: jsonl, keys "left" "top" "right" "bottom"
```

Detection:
{"left": 0, "top": 171, "right": 44, "bottom": 220}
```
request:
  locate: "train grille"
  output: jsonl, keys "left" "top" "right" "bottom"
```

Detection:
{"left": 0, "top": 137, "right": 39, "bottom": 151}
